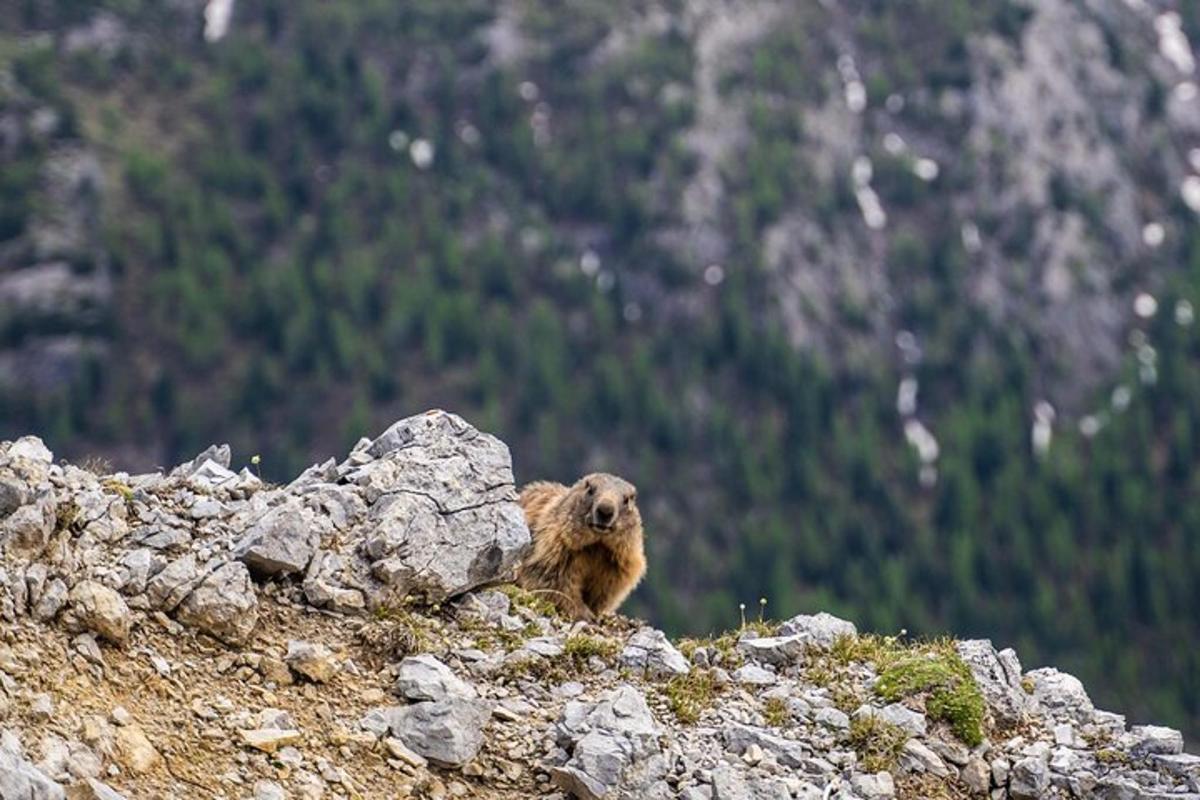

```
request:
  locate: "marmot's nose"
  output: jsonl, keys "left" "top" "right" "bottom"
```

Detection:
{"left": 594, "top": 501, "right": 616, "bottom": 527}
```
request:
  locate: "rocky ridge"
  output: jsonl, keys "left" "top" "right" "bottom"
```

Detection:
{"left": 0, "top": 410, "right": 1194, "bottom": 799}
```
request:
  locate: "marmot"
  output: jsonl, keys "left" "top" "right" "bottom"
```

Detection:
{"left": 515, "top": 473, "right": 646, "bottom": 621}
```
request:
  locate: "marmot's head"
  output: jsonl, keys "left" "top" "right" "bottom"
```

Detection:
{"left": 568, "top": 473, "right": 640, "bottom": 538}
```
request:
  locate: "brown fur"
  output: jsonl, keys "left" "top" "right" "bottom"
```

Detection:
{"left": 515, "top": 473, "right": 646, "bottom": 621}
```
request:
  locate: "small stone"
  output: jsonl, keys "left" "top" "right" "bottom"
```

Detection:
{"left": 814, "top": 707, "right": 849, "bottom": 730}
{"left": 731, "top": 664, "right": 775, "bottom": 685}
{"left": 619, "top": 628, "right": 690, "bottom": 678}
{"left": 385, "top": 699, "right": 492, "bottom": 767}
{"left": 110, "top": 706, "right": 131, "bottom": 726}
{"left": 899, "top": 739, "right": 950, "bottom": 777}
{"left": 235, "top": 500, "right": 321, "bottom": 576}
{"left": 252, "top": 780, "right": 286, "bottom": 800}
{"left": 991, "top": 757, "right": 1010, "bottom": 787}
{"left": 395, "top": 654, "right": 477, "bottom": 701}
{"left": 1009, "top": 756, "right": 1049, "bottom": 800}
{"left": 1024, "top": 667, "right": 1094, "bottom": 723}
{"left": 1129, "top": 724, "right": 1183, "bottom": 756}
{"left": 777, "top": 612, "right": 857, "bottom": 649}
{"left": 853, "top": 703, "right": 925, "bottom": 737}
{"left": 710, "top": 765, "right": 752, "bottom": 800}
{"left": 114, "top": 724, "right": 160, "bottom": 774}
{"left": 955, "top": 640, "right": 1031, "bottom": 726}
{"left": 239, "top": 729, "right": 302, "bottom": 754}
{"left": 68, "top": 581, "right": 132, "bottom": 644}
{"left": 850, "top": 771, "right": 895, "bottom": 799}
{"left": 384, "top": 737, "right": 428, "bottom": 769}
{"left": 285, "top": 640, "right": 337, "bottom": 683}
{"left": 259, "top": 656, "right": 292, "bottom": 686}
{"left": 175, "top": 561, "right": 258, "bottom": 645}
{"left": 29, "top": 694, "right": 53, "bottom": 721}
{"left": 737, "top": 635, "right": 807, "bottom": 665}
{"left": 961, "top": 757, "right": 990, "bottom": 793}
{"left": 32, "top": 578, "right": 68, "bottom": 622}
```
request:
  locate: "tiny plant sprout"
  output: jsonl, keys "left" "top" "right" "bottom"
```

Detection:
{"left": 759, "top": 597, "right": 768, "bottom": 622}
{"left": 739, "top": 603, "right": 747, "bottom": 628}
{"left": 251, "top": 454, "right": 262, "bottom": 478}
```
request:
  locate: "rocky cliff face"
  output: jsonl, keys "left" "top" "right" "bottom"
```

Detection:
{"left": 0, "top": 411, "right": 1193, "bottom": 799}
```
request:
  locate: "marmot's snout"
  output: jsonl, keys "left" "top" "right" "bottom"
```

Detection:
{"left": 591, "top": 496, "right": 618, "bottom": 530}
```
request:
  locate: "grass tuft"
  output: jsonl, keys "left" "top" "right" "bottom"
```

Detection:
{"left": 496, "top": 633, "right": 620, "bottom": 684}
{"left": 663, "top": 669, "right": 720, "bottom": 724}
{"left": 498, "top": 584, "right": 560, "bottom": 618}
{"left": 562, "top": 634, "right": 620, "bottom": 661}
{"left": 762, "top": 696, "right": 789, "bottom": 727}
{"left": 846, "top": 714, "right": 909, "bottom": 772}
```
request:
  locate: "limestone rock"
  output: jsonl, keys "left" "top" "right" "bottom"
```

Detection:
{"left": 175, "top": 561, "right": 258, "bottom": 645}
{"left": 0, "top": 730, "right": 64, "bottom": 800}
{"left": 385, "top": 699, "right": 492, "bottom": 767}
{"left": 1010, "top": 756, "right": 1050, "bottom": 799}
{"left": 723, "top": 724, "right": 809, "bottom": 769}
{"left": 1129, "top": 724, "right": 1183, "bottom": 757}
{"left": 776, "top": 612, "right": 856, "bottom": 649}
{"left": 853, "top": 703, "right": 926, "bottom": 737}
{"left": 239, "top": 729, "right": 302, "bottom": 754}
{"left": 394, "top": 654, "right": 477, "bottom": 701}
{"left": 850, "top": 772, "right": 895, "bottom": 799}
{"left": 113, "top": 724, "right": 159, "bottom": 774}
{"left": 234, "top": 499, "right": 322, "bottom": 576}
{"left": 736, "top": 635, "right": 806, "bottom": 666}
{"left": 67, "top": 581, "right": 131, "bottom": 644}
{"left": 1025, "top": 667, "right": 1095, "bottom": 723}
{"left": 285, "top": 640, "right": 337, "bottom": 683}
{"left": 145, "top": 554, "right": 204, "bottom": 612}
{"left": 1, "top": 491, "right": 56, "bottom": 560}
{"left": 956, "top": 639, "right": 1031, "bottom": 725}
{"left": 349, "top": 411, "right": 530, "bottom": 602}
{"left": 553, "top": 686, "right": 666, "bottom": 798}
{"left": 619, "top": 628, "right": 690, "bottom": 678}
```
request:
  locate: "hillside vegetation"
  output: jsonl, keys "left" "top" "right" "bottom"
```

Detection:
{"left": 2, "top": 0, "right": 1200, "bottom": 736}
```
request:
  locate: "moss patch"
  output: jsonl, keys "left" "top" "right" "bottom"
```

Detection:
{"left": 874, "top": 643, "right": 985, "bottom": 747}
{"left": 807, "top": 633, "right": 986, "bottom": 747}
